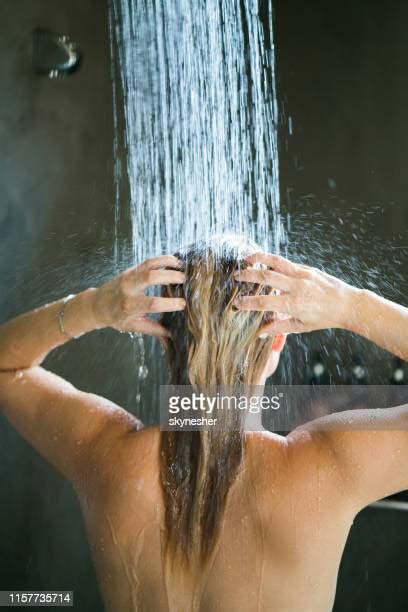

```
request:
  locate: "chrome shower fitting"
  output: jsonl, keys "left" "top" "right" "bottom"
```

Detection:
{"left": 32, "top": 28, "right": 81, "bottom": 78}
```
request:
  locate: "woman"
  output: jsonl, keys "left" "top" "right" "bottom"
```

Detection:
{"left": 0, "top": 235, "right": 407, "bottom": 612}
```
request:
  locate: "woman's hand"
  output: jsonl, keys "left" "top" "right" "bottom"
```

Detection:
{"left": 91, "top": 256, "right": 186, "bottom": 337}
{"left": 233, "top": 252, "right": 358, "bottom": 335}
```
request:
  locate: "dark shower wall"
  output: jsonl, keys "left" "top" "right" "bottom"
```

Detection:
{"left": 1, "top": 1, "right": 115, "bottom": 315}
{"left": 276, "top": 0, "right": 408, "bottom": 217}
{"left": 0, "top": 1, "right": 117, "bottom": 609}
{"left": 0, "top": 1, "right": 407, "bottom": 611}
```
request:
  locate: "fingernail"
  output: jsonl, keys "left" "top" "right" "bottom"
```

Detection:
{"left": 258, "top": 332, "right": 269, "bottom": 339}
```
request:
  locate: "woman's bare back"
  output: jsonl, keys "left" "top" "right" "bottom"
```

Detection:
{"left": 1, "top": 252, "right": 408, "bottom": 611}
{"left": 78, "top": 425, "right": 356, "bottom": 612}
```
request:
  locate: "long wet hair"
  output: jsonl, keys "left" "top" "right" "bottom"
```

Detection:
{"left": 159, "top": 234, "right": 275, "bottom": 570}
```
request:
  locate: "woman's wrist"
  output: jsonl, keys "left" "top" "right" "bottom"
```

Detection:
{"left": 340, "top": 286, "right": 408, "bottom": 360}
{"left": 86, "top": 285, "right": 115, "bottom": 329}
{"left": 338, "top": 285, "right": 367, "bottom": 333}
{"left": 63, "top": 288, "right": 106, "bottom": 337}
{"left": 0, "top": 287, "right": 106, "bottom": 371}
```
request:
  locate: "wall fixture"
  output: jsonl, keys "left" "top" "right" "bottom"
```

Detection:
{"left": 32, "top": 28, "right": 81, "bottom": 78}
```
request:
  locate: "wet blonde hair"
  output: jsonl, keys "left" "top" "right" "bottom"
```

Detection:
{"left": 159, "top": 234, "right": 275, "bottom": 569}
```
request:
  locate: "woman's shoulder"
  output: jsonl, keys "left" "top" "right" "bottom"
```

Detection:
{"left": 79, "top": 424, "right": 162, "bottom": 507}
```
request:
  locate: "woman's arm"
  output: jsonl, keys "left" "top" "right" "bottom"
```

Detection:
{"left": 0, "top": 256, "right": 185, "bottom": 487}
{"left": 0, "top": 289, "right": 99, "bottom": 371}
{"left": 233, "top": 252, "right": 408, "bottom": 361}
{"left": 345, "top": 288, "right": 408, "bottom": 362}
{"left": 0, "top": 255, "right": 185, "bottom": 372}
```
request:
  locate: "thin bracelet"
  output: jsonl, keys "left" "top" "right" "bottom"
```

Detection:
{"left": 58, "top": 294, "right": 76, "bottom": 339}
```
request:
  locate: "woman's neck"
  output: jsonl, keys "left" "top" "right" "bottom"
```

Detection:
{"left": 243, "top": 382, "right": 266, "bottom": 431}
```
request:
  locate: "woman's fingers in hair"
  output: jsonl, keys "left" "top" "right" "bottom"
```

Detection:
{"left": 127, "top": 316, "right": 171, "bottom": 337}
{"left": 234, "top": 269, "right": 293, "bottom": 291}
{"left": 140, "top": 255, "right": 184, "bottom": 270}
{"left": 233, "top": 294, "right": 292, "bottom": 313}
{"left": 123, "top": 255, "right": 183, "bottom": 279}
{"left": 143, "top": 296, "right": 186, "bottom": 313}
{"left": 121, "top": 296, "right": 185, "bottom": 316}
{"left": 138, "top": 269, "right": 186, "bottom": 290}
{"left": 244, "top": 252, "right": 312, "bottom": 279}
{"left": 258, "top": 317, "right": 307, "bottom": 336}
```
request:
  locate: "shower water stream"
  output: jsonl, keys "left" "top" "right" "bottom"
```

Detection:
{"left": 109, "top": 0, "right": 283, "bottom": 257}
{"left": 109, "top": 0, "right": 284, "bottom": 417}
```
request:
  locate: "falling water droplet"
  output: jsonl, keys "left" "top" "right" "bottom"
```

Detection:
{"left": 128, "top": 331, "right": 141, "bottom": 340}
{"left": 138, "top": 365, "right": 148, "bottom": 380}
